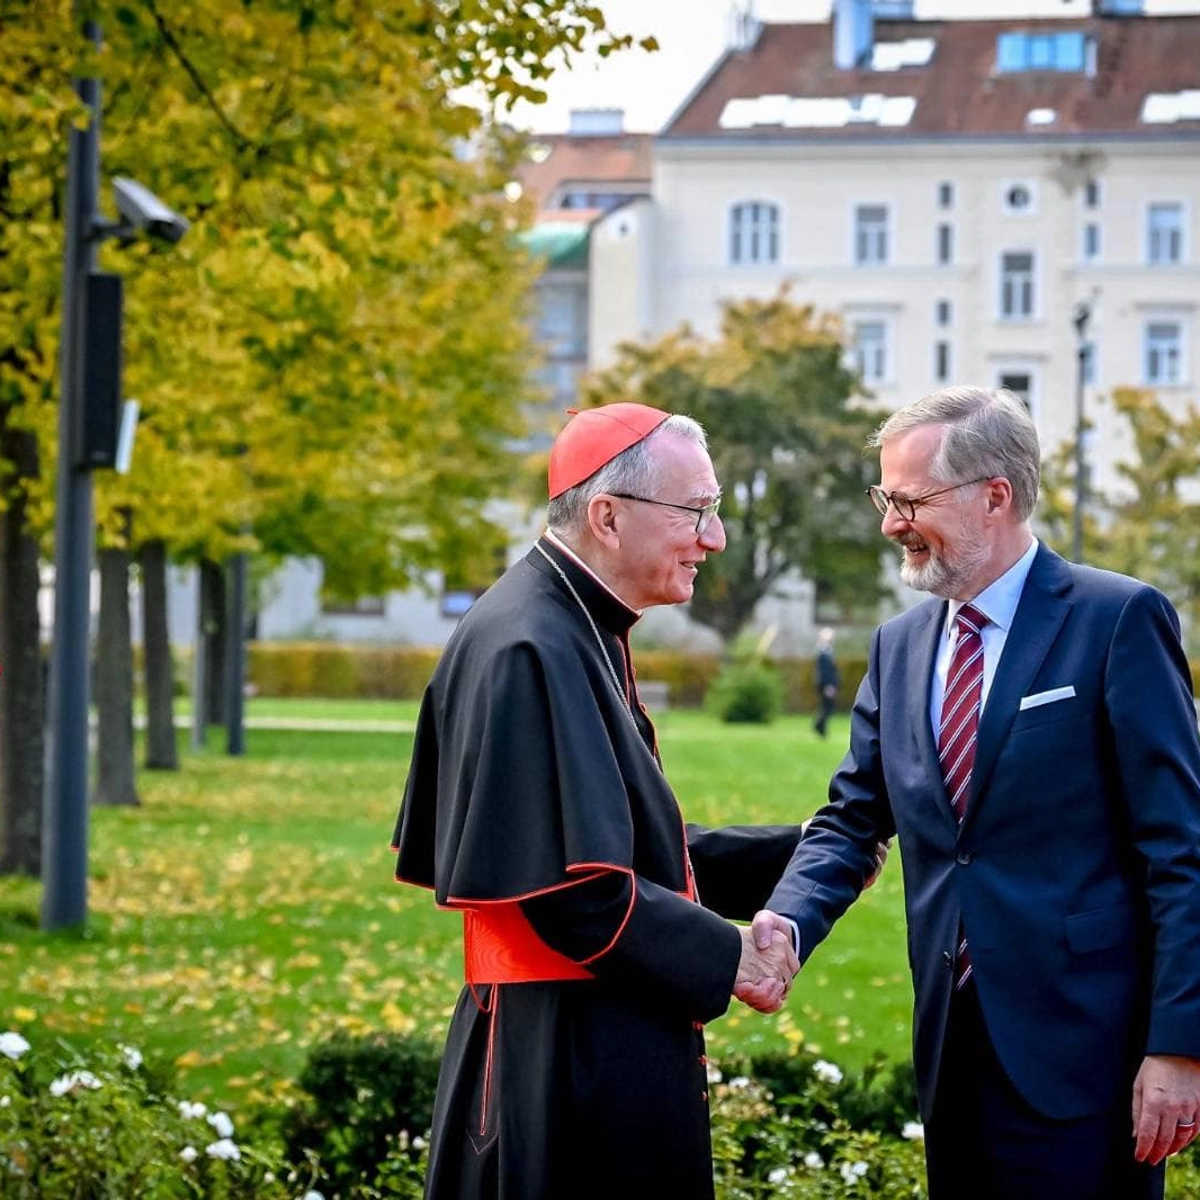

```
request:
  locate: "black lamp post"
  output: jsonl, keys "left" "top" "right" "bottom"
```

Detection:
{"left": 42, "top": 17, "right": 189, "bottom": 931}
{"left": 1071, "top": 300, "right": 1091, "bottom": 566}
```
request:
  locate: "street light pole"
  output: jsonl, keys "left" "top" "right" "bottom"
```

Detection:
{"left": 42, "top": 18, "right": 102, "bottom": 931}
{"left": 1071, "top": 301, "right": 1091, "bottom": 566}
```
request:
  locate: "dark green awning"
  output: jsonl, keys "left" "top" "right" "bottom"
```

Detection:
{"left": 519, "top": 221, "right": 591, "bottom": 268}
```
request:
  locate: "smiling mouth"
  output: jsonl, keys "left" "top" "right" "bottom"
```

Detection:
{"left": 897, "top": 534, "right": 929, "bottom": 556}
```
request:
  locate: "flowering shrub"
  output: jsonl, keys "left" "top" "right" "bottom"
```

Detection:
{"left": 0, "top": 1030, "right": 294, "bottom": 1198}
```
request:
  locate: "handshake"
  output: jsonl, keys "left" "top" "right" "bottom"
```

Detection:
{"left": 733, "top": 911, "right": 799, "bottom": 1014}
{"left": 731, "top": 836, "right": 891, "bottom": 1014}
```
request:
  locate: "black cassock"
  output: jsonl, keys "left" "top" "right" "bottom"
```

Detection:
{"left": 393, "top": 536, "right": 801, "bottom": 1200}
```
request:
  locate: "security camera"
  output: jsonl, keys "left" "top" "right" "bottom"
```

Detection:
{"left": 112, "top": 176, "right": 190, "bottom": 244}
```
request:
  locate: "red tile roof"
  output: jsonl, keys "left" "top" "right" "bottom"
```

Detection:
{"left": 514, "top": 132, "right": 653, "bottom": 209}
{"left": 662, "top": 16, "right": 1200, "bottom": 141}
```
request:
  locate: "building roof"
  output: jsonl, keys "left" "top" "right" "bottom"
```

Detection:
{"left": 514, "top": 131, "right": 653, "bottom": 210}
{"left": 662, "top": 15, "right": 1200, "bottom": 143}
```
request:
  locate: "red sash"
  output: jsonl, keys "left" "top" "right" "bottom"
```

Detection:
{"left": 463, "top": 903, "right": 593, "bottom": 984}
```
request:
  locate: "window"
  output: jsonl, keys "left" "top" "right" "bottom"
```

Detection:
{"left": 936, "top": 299, "right": 952, "bottom": 327}
{"left": 852, "top": 320, "right": 888, "bottom": 383}
{"left": 1082, "top": 222, "right": 1101, "bottom": 262}
{"left": 937, "top": 182, "right": 954, "bottom": 209}
{"left": 1146, "top": 203, "right": 1183, "bottom": 265}
{"left": 937, "top": 223, "right": 953, "bottom": 265}
{"left": 1002, "top": 181, "right": 1035, "bottom": 214}
{"left": 730, "top": 201, "right": 780, "bottom": 265}
{"left": 935, "top": 340, "right": 951, "bottom": 383}
{"left": 1084, "top": 180, "right": 1101, "bottom": 209}
{"left": 997, "top": 31, "right": 1088, "bottom": 73}
{"left": 1000, "top": 252, "right": 1035, "bottom": 319}
{"left": 1144, "top": 321, "right": 1182, "bottom": 385}
{"left": 998, "top": 372, "right": 1032, "bottom": 407}
{"left": 854, "top": 204, "right": 889, "bottom": 265}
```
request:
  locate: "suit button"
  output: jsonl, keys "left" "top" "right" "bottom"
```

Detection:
{"left": 942, "top": 950, "right": 953, "bottom": 968}
{"left": 956, "top": 850, "right": 972, "bottom": 865}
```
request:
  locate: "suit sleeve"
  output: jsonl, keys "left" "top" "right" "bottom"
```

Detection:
{"left": 1105, "top": 586, "right": 1200, "bottom": 1055}
{"left": 767, "top": 627, "right": 896, "bottom": 963}
{"left": 684, "top": 823, "right": 804, "bottom": 921}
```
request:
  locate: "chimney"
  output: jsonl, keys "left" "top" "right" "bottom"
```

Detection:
{"left": 833, "top": 0, "right": 874, "bottom": 71}
{"left": 567, "top": 108, "right": 626, "bottom": 137}
{"left": 727, "top": 1, "right": 763, "bottom": 53}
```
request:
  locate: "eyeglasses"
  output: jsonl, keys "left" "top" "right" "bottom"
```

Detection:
{"left": 866, "top": 477, "right": 991, "bottom": 521}
{"left": 610, "top": 492, "right": 722, "bottom": 535}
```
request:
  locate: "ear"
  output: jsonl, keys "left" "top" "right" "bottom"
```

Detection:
{"left": 985, "top": 477, "right": 1013, "bottom": 515}
{"left": 586, "top": 494, "right": 622, "bottom": 547}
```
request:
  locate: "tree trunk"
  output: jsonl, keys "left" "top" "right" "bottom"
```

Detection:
{"left": 139, "top": 539, "right": 178, "bottom": 770}
{"left": 200, "top": 558, "right": 226, "bottom": 727}
{"left": 94, "top": 511, "right": 139, "bottom": 807}
{"left": 0, "top": 421, "right": 45, "bottom": 876}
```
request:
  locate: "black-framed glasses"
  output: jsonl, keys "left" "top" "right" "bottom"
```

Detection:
{"left": 610, "top": 492, "right": 722, "bottom": 535}
{"left": 866, "top": 477, "right": 991, "bottom": 521}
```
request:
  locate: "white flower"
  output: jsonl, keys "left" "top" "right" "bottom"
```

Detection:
{"left": 179, "top": 1146, "right": 198, "bottom": 1163}
{"left": 812, "top": 1059, "right": 843, "bottom": 1085}
{"left": 301, "top": 1192, "right": 326, "bottom": 1200}
{"left": 728, "top": 1075, "right": 751, "bottom": 1090}
{"left": 119, "top": 1044, "right": 143, "bottom": 1070}
{"left": 0, "top": 1033, "right": 31, "bottom": 1061}
{"left": 803, "top": 1151, "right": 824, "bottom": 1170}
{"left": 178, "top": 1100, "right": 208, "bottom": 1120}
{"left": 205, "top": 1138, "right": 241, "bottom": 1161}
{"left": 767, "top": 1166, "right": 790, "bottom": 1184}
{"left": 839, "top": 1160, "right": 869, "bottom": 1184}
{"left": 902, "top": 1120, "right": 925, "bottom": 1141}
{"left": 705, "top": 1063, "right": 723, "bottom": 1084}
{"left": 48, "top": 1070, "right": 102, "bottom": 1097}
{"left": 207, "top": 1110, "right": 235, "bottom": 1139}
{"left": 0, "top": 1095, "right": 10, "bottom": 1108}
{"left": 411, "top": 1135, "right": 427, "bottom": 1151}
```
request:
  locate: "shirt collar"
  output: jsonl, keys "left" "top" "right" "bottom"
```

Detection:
{"left": 946, "top": 537, "right": 1039, "bottom": 636}
{"left": 538, "top": 530, "right": 642, "bottom": 632}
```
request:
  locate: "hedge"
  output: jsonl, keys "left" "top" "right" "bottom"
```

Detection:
{"left": 244, "top": 642, "right": 874, "bottom": 714}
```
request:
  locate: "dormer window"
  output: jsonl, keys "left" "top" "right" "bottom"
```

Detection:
{"left": 996, "top": 31, "right": 1094, "bottom": 74}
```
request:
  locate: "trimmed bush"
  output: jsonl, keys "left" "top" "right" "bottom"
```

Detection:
{"left": 279, "top": 1031, "right": 440, "bottom": 1196}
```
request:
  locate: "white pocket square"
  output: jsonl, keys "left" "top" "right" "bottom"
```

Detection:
{"left": 1019, "top": 685, "right": 1076, "bottom": 711}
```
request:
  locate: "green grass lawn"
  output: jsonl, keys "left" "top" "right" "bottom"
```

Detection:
{"left": 0, "top": 703, "right": 912, "bottom": 1109}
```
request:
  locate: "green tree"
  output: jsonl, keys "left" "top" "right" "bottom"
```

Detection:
{"left": 1042, "top": 387, "right": 1200, "bottom": 648}
{"left": 581, "top": 290, "right": 888, "bottom": 642}
{"left": 0, "top": 0, "right": 649, "bottom": 871}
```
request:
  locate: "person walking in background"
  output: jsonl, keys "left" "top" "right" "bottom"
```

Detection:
{"left": 812, "top": 626, "right": 840, "bottom": 738}
{"left": 747, "top": 386, "right": 1200, "bottom": 1199}
{"left": 391, "top": 403, "right": 803, "bottom": 1200}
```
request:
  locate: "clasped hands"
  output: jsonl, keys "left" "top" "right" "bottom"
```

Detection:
{"left": 733, "top": 912, "right": 799, "bottom": 1014}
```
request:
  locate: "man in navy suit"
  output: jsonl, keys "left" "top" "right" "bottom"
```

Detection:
{"left": 749, "top": 386, "right": 1200, "bottom": 1198}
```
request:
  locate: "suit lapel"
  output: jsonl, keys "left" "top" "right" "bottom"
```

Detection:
{"left": 963, "top": 545, "right": 1073, "bottom": 825}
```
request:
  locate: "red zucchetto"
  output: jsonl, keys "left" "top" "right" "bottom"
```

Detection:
{"left": 547, "top": 403, "right": 671, "bottom": 499}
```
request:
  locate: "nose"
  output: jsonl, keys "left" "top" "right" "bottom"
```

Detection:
{"left": 879, "top": 504, "right": 908, "bottom": 538}
{"left": 700, "top": 514, "right": 726, "bottom": 552}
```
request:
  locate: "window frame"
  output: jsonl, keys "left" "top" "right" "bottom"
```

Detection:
{"left": 729, "top": 200, "right": 781, "bottom": 266}
{"left": 853, "top": 202, "right": 890, "bottom": 266}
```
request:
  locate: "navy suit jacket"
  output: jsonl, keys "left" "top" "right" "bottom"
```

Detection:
{"left": 768, "top": 544, "right": 1200, "bottom": 1120}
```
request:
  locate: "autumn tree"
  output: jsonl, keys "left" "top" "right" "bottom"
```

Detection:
{"left": 581, "top": 291, "right": 888, "bottom": 643}
{"left": 1, "top": 1, "right": 649, "bottom": 870}
{"left": 1041, "top": 387, "right": 1200, "bottom": 649}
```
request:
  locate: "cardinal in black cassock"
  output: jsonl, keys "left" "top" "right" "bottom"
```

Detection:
{"left": 392, "top": 404, "right": 802, "bottom": 1199}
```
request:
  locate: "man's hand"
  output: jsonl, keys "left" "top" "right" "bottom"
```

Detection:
{"left": 1132, "top": 1054, "right": 1200, "bottom": 1165}
{"left": 732, "top": 915, "right": 798, "bottom": 1014}
{"left": 864, "top": 837, "right": 892, "bottom": 890}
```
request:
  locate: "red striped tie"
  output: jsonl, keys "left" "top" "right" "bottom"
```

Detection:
{"left": 938, "top": 603, "right": 987, "bottom": 989}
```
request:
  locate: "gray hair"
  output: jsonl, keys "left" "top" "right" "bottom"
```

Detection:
{"left": 547, "top": 413, "right": 708, "bottom": 537}
{"left": 867, "top": 386, "right": 1041, "bottom": 520}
